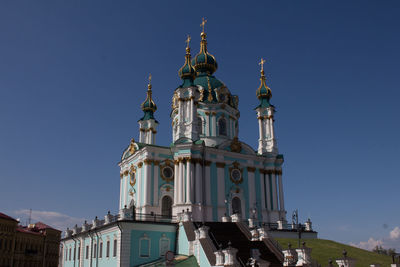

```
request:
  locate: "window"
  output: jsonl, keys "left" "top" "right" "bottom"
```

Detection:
{"left": 161, "top": 196, "right": 173, "bottom": 218}
{"left": 65, "top": 248, "right": 68, "bottom": 261}
{"left": 69, "top": 247, "right": 71, "bottom": 261}
{"left": 113, "top": 239, "right": 117, "bottom": 257}
{"left": 99, "top": 242, "right": 103, "bottom": 258}
{"left": 218, "top": 118, "right": 227, "bottom": 136}
{"left": 86, "top": 245, "right": 89, "bottom": 259}
{"left": 106, "top": 240, "right": 110, "bottom": 257}
{"left": 160, "top": 238, "right": 170, "bottom": 256}
{"left": 232, "top": 197, "right": 242, "bottom": 215}
{"left": 74, "top": 246, "right": 76, "bottom": 260}
{"left": 197, "top": 117, "right": 203, "bottom": 135}
{"left": 93, "top": 244, "right": 97, "bottom": 258}
{"left": 139, "top": 238, "right": 150, "bottom": 257}
{"left": 78, "top": 246, "right": 80, "bottom": 260}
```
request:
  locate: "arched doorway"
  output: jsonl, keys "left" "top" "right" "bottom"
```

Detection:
{"left": 161, "top": 196, "right": 173, "bottom": 218}
{"left": 232, "top": 197, "right": 242, "bottom": 215}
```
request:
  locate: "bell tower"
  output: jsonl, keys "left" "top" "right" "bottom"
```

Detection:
{"left": 138, "top": 74, "right": 158, "bottom": 144}
{"left": 256, "top": 58, "right": 278, "bottom": 155}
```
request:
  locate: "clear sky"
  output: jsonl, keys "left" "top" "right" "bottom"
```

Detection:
{"left": 1, "top": 1, "right": 399, "bottom": 251}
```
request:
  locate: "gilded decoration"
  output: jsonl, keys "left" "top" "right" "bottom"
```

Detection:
{"left": 230, "top": 136, "right": 242, "bottom": 153}
{"left": 137, "top": 162, "right": 143, "bottom": 168}
{"left": 160, "top": 160, "right": 174, "bottom": 183}
{"left": 229, "top": 162, "right": 243, "bottom": 185}
{"left": 143, "top": 159, "right": 152, "bottom": 165}
{"left": 129, "top": 165, "right": 137, "bottom": 186}
{"left": 129, "top": 138, "right": 136, "bottom": 154}
{"left": 123, "top": 170, "right": 129, "bottom": 176}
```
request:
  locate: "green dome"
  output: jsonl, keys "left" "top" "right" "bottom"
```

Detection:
{"left": 256, "top": 70, "right": 272, "bottom": 108}
{"left": 140, "top": 83, "right": 157, "bottom": 121}
{"left": 178, "top": 46, "right": 195, "bottom": 88}
{"left": 192, "top": 32, "right": 218, "bottom": 74}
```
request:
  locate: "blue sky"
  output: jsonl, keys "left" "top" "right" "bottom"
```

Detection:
{"left": 1, "top": 1, "right": 399, "bottom": 250}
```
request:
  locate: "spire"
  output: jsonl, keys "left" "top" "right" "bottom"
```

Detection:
{"left": 200, "top": 17, "right": 208, "bottom": 53}
{"left": 178, "top": 35, "right": 195, "bottom": 87}
{"left": 140, "top": 74, "right": 157, "bottom": 121}
{"left": 256, "top": 58, "right": 272, "bottom": 108}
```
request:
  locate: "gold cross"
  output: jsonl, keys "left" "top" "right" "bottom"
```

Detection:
{"left": 185, "top": 35, "right": 191, "bottom": 48}
{"left": 259, "top": 58, "right": 266, "bottom": 72}
{"left": 200, "top": 17, "right": 207, "bottom": 33}
{"left": 148, "top": 73, "right": 152, "bottom": 84}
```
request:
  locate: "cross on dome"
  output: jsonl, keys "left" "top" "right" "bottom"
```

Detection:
{"left": 259, "top": 58, "right": 266, "bottom": 72}
{"left": 200, "top": 17, "right": 207, "bottom": 33}
{"left": 185, "top": 35, "right": 191, "bottom": 48}
{"left": 148, "top": 73, "right": 152, "bottom": 90}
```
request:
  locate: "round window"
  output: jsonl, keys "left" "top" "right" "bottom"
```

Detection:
{"left": 230, "top": 169, "right": 242, "bottom": 184}
{"left": 161, "top": 166, "right": 174, "bottom": 181}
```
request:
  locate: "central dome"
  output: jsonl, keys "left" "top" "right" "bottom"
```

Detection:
{"left": 192, "top": 32, "right": 218, "bottom": 74}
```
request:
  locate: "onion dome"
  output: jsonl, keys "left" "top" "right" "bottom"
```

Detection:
{"left": 178, "top": 35, "right": 195, "bottom": 88}
{"left": 256, "top": 58, "right": 273, "bottom": 108}
{"left": 140, "top": 74, "right": 158, "bottom": 121}
{"left": 192, "top": 19, "right": 218, "bottom": 75}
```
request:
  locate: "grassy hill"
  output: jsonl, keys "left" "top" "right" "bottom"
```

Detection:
{"left": 275, "top": 238, "right": 393, "bottom": 267}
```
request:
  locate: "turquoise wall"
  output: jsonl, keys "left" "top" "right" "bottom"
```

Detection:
{"left": 177, "top": 224, "right": 189, "bottom": 255}
{"left": 130, "top": 228, "right": 176, "bottom": 266}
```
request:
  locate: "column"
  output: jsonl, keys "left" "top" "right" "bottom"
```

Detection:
{"left": 186, "top": 159, "right": 192, "bottom": 204}
{"left": 205, "top": 112, "right": 210, "bottom": 136}
{"left": 181, "top": 159, "right": 186, "bottom": 203}
{"left": 271, "top": 172, "right": 278, "bottom": 210}
{"left": 258, "top": 171, "right": 265, "bottom": 209}
{"left": 211, "top": 112, "right": 216, "bottom": 136}
{"left": 139, "top": 130, "right": 143, "bottom": 143}
{"left": 143, "top": 160, "right": 151, "bottom": 206}
{"left": 248, "top": 168, "right": 256, "bottom": 209}
{"left": 205, "top": 163, "right": 211, "bottom": 206}
{"left": 266, "top": 173, "right": 272, "bottom": 210}
{"left": 137, "top": 164, "right": 142, "bottom": 208}
{"left": 217, "top": 164, "right": 225, "bottom": 219}
{"left": 153, "top": 162, "right": 159, "bottom": 206}
{"left": 195, "top": 161, "right": 203, "bottom": 204}
{"left": 178, "top": 160, "right": 184, "bottom": 204}
{"left": 278, "top": 172, "right": 285, "bottom": 211}
{"left": 174, "top": 161, "right": 179, "bottom": 205}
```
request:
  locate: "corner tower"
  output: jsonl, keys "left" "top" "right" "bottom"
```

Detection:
{"left": 139, "top": 75, "right": 158, "bottom": 145}
{"left": 171, "top": 35, "right": 200, "bottom": 143}
{"left": 256, "top": 59, "right": 278, "bottom": 155}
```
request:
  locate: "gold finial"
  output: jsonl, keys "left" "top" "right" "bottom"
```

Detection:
{"left": 259, "top": 58, "right": 266, "bottom": 72}
{"left": 148, "top": 73, "right": 152, "bottom": 90}
{"left": 200, "top": 17, "right": 207, "bottom": 33}
{"left": 185, "top": 35, "right": 191, "bottom": 48}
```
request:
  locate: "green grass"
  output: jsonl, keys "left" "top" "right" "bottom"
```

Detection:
{"left": 275, "top": 238, "right": 392, "bottom": 267}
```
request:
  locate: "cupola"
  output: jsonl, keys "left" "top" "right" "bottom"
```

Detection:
{"left": 256, "top": 58, "right": 273, "bottom": 108}
{"left": 140, "top": 74, "right": 158, "bottom": 121}
{"left": 178, "top": 35, "right": 195, "bottom": 88}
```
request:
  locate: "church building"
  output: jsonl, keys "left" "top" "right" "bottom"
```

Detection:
{"left": 60, "top": 20, "right": 316, "bottom": 267}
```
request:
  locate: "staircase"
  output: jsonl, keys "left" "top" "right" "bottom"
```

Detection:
{"left": 195, "top": 222, "right": 282, "bottom": 266}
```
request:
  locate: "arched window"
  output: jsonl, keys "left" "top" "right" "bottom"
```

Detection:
{"left": 139, "top": 236, "right": 150, "bottom": 258}
{"left": 232, "top": 197, "right": 242, "bottom": 215}
{"left": 197, "top": 116, "right": 203, "bottom": 135}
{"left": 218, "top": 118, "right": 227, "bottom": 136}
{"left": 161, "top": 196, "right": 173, "bottom": 218}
